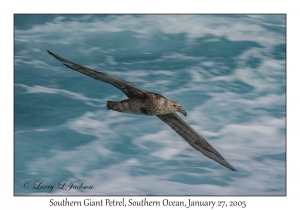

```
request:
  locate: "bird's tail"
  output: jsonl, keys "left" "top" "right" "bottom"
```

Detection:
{"left": 106, "top": 101, "right": 119, "bottom": 110}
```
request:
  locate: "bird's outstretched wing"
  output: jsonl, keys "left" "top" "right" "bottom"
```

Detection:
{"left": 157, "top": 113, "right": 237, "bottom": 171}
{"left": 47, "top": 50, "right": 148, "bottom": 98}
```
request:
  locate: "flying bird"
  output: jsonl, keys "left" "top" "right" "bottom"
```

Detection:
{"left": 47, "top": 50, "right": 237, "bottom": 171}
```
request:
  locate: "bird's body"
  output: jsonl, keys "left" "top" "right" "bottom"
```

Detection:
{"left": 107, "top": 92, "right": 186, "bottom": 116}
{"left": 47, "top": 50, "right": 237, "bottom": 171}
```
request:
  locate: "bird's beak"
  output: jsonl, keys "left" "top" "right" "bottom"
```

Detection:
{"left": 178, "top": 106, "right": 187, "bottom": 116}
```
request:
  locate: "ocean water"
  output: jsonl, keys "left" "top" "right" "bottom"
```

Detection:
{"left": 14, "top": 15, "right": 286, "bottom": 195}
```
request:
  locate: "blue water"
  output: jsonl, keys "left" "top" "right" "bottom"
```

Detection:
{"left": 14, "top": 15, "right": 286, "bottom": 195}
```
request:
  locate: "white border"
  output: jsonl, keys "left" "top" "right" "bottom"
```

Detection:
{"left": 2, "top": 0, "right": 296, "bottom": 209}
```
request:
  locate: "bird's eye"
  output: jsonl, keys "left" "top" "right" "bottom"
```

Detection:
{"left": 173, "top": 105, "right": 177, "bottom": 107}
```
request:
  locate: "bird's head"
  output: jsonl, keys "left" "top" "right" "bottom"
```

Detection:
{"left": 168, "top": 100, "right": 187, "bottom": 116}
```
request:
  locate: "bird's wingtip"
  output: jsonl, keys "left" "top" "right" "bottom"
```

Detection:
{"left": 47, "top": 50, "right": 54, "bottom": 55}
{"left": 229, "top": 166, "right": 237, "bottom": 171}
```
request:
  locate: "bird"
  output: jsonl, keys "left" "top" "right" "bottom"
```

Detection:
{"left": 47, "top": 50, "right": 237, "bottom": 171}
